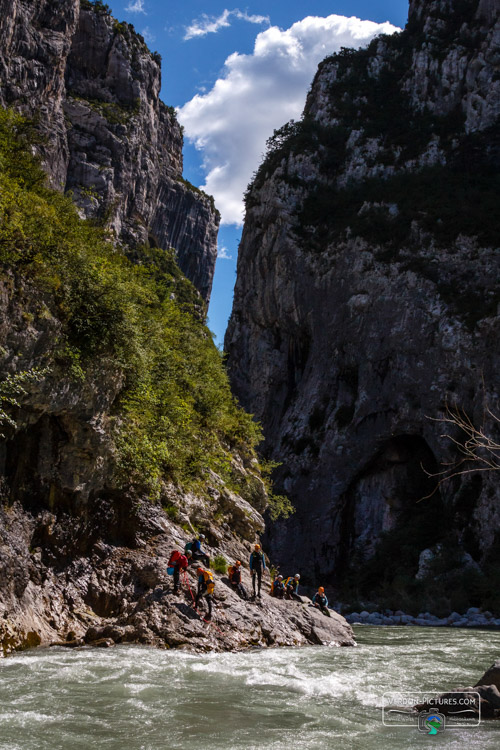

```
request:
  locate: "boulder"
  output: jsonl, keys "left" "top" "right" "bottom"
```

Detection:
{"left": 216, "top": 489, "right": 265, "bottom": 541}
{"left": 475, "top": 661, "right": 500, "bottom": 690}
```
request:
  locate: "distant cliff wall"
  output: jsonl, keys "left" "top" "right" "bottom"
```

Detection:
{"left": 226, "top": 0, "right": 500, "bottom": 604}
{"left": 0, "top": 0, "right": 218, "bottom": 301}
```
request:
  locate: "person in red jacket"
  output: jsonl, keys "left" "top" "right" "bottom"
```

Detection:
{"left": 168, "top": 549, "right": 192, "bottom": 594}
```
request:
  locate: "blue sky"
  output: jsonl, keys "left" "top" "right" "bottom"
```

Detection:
{"left": 108, "top": 1, "right": 409, "bottom": 343}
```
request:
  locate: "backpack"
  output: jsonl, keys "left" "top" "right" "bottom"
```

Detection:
{"left": 184, "top": 541, "right": 193, "bottom": 554}
{"left": 202, "top": 569, "right": 215, "bottom": 595}
{"left": 169, "top": 550, "right": 182, "bottom": 566}
{"left": 227, "top": 565, "right": 235, "bottom": 579}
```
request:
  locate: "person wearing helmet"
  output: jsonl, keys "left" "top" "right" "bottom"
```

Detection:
{"left": 195, "top": 566, "right": 215, "bottom": 620}
{"left": 285, "top": 573, "right": 301, "bottom": 601}
{"left": 228, "top": 560, "right": 248, "bottom": 600}
{"left": 311, "top": 587, "right": 330, "bottom": 617}
{"left": 249, "top": 543, "right": 266, "bottom": 598}
{"left": 272, "top": 574, "right": 285, "bottom": 599}
{"left": 190, "top": 533, "right": 210, "bottom": 567}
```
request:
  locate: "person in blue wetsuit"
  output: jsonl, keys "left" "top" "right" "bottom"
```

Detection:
{"left": 285, "top": 573, "right": 301, "bottom": 601}
{"left": 249, "top": 543, "right": 266, "bottom": 598}
{"left": 312, "top": 587, "right": 331, "bottom": 617}
{"left": 188, "top": 534, "right": 210, "bottom": 567}
{"left": 272, "top": 574, "right": 285, "bottom": 598}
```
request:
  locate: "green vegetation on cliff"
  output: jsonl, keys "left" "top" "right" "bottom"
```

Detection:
{"left": 0, "top": 109, "right": 267, "bottom": 502}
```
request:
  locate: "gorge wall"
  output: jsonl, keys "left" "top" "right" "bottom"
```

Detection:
{"left": 0, "top": 2, "right": 353, "bottom": 657}
{"left": 226, "top": 0, "right": 500, "bottom": 610}
{"left": 0, "top": 0, "right": 218, "bottom": 301}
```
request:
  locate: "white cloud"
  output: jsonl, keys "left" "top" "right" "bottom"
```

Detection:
{"left": 217, "top": 245, "right": 233, "bottom": 260}
{"left": 125, "top": 0, "right": 146, "bottom": 14}
{"left": 178, "top": 14, "right": 400, "bottom": 225}
{"left": 184, "top": 8, "right": 270, "bottom": 41}
{"left": 141, "top": 26, "right": 155, "bottom": 45}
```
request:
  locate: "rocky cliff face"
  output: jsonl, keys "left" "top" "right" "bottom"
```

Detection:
{"left": 0, "top": 466, "right": 354, "bottom": 656}
{"left": 0, "top": 0, "right": 218, "bottom": 301}
{"left": 226, "top": 0, "right": 500, "bottom": 608}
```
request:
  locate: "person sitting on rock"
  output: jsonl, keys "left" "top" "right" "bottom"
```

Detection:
{"left": 272, "top": 574, "right": 285, "bottom": 599}
{"left": 285, "top": 573, "right": 301, "bottom": 601}
{"left": 249, "top": 543, "right": 266, "bottom": 599}
{"left": 312, "top": 587, "right": 330, "bottom": 617}
{"left": 195, "top": 566, "right": 215, "bottom": 621}
{"left": 168, "top": 549, "right": 192, "bottom": 594}
{"left": 227, "top": 560, "right": 248, "bottom": 600}
{"left": 186, "top": 534, "right": 210, "bottom": 567}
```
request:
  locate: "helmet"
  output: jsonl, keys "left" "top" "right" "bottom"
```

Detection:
{"left": 235, "top": 560, "right": 241, "bottom": 566}
{"left": 318, "top": 586, "right": 325, "bottom": 593}
{"left": 277, "top": 575, "right": 283, "bottom": 580}
{"left": 294, "top": 574, "right": 300, "bottom": 579}
{"left": 199, "top": 534, "right": 206, "bottom": 540}
{"left": 254, "top": 543, "right": 261, "bottom": 550}
{"left": 186, "top": 550, "right": 192, "bottom": 558}
{"left": 197, "top": 567, "right": 204, "bottom": 574}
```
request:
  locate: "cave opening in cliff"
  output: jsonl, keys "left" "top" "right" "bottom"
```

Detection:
{"left": 2, "top": 414, "right": 71, "bottom": 512}
{"left": 337, "top": 434, "right": 448, "bottom": 601}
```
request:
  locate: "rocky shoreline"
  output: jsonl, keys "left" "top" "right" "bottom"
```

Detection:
{"left": 344, "top": 607, "right": 500, "bottom": 628}
{"left": 0, "top": 496, "right": 355, "bottom": 657}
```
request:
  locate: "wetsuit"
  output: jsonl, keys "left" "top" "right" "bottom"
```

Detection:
{"left": 286, "top": 578, "right": 301, "bottom": 601}
{"left": 195, "top": 571, "right": 213, "bottom": 619}
{"left": 229, "top": 567, "right": 248, "bottom": 600}
{"left": 249, "top": 550, "right": 266, "bottom": 597}
{"left": 312, "top": 592, "right": 330, "bottom": 617}
{"left": 171, "top": 553, "right": 189, "bottom": 593}
{"left": 191, "top": 538, "right": 210, "bottom": 567}
{"left": 273, "top": 579, "right": 285, "bottom": 599}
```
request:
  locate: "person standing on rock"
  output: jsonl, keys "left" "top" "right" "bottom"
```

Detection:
{"left": 195, "top": 566, "right": 214, "bottom": 621}
{"left": 285, "top": 574, "right": 301, "bottom": 601}
{"left": 249, "top": 543, "right": 266, "bottom": 599}
{"left": 311, "top": 587, "right": 330, "bottom": 617}
{"left": 228, "top": 560, "right": 248, "bottom": 600}
{"left": 187, "top": 534, "right": 210, "bottom": 568}
{"left": 168, "top": 549, "right": 192, "bottom": 594}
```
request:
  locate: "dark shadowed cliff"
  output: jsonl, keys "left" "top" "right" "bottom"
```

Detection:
{"left": 226, "top": 0, "right": 500, "bottom": 612}
{"left": 0, "top": 0, "right": 218, "bottom": 301}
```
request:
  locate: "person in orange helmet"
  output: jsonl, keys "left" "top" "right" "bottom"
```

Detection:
{"left": 228, "top": 560, "right": 248, "bottom": 600}
{"left": 249, "top": 543, "right": 266, "bottom": 599}
{"left": 312, "top": 587, "right": 331, "bottom": 617}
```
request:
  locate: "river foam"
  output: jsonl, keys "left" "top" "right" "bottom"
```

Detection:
{"left": 1, "top": 627, "right": 500, "bottom": 749}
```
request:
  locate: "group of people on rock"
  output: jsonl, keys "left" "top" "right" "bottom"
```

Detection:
{"left": 167, "top": 536, "right": 332, "bottom": 621}
{"left": 270, "top": 573, "right": 301, "bottom": 600}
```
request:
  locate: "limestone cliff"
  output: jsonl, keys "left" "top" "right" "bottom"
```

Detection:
{"left": 226, "top": 0, "right": 500, "bottom": 610}
{"left": 0, "top": 0, "right": 218, "bottom": 301}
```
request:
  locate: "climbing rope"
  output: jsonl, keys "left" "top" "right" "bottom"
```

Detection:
{"left": 181, "top": 570, "right": 225, "bottom": 636}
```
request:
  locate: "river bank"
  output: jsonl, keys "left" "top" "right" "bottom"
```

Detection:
{"left": 0, "top": 498, "right": 354, "bottom": 656}
{"left": 1, "top": 627, "right": 499, "bottom": 749}
{"left": 344, "top": 608, "right": 500, "bottom": 628}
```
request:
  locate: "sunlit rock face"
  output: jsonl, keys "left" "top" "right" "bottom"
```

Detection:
{"left": 0, "top": 0, "right": 218, "bottom": 302}
{"left": 226, "top": 0, "right": 500, "bottom": 589}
